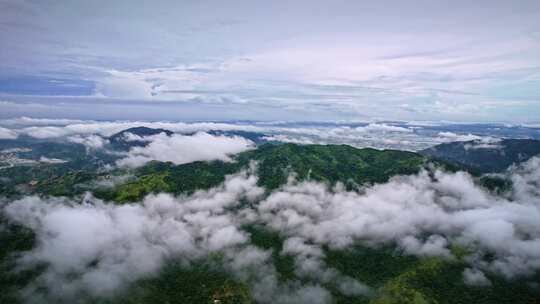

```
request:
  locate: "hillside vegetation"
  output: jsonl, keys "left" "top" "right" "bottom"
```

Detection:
{"left": 99, "top": 144, "right": 429, "bottom": 203}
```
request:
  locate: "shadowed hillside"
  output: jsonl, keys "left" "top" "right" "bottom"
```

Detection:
{"left": 420, "top": 138, "right": 540, "bottom": 173}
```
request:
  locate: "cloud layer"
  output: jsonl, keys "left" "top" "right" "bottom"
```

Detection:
{"left": 0, "top": 127, "right": 18, "bottom": 139}
{"left": 68, "top": 135, "right": 109, "bottom": 150}
{"left": 4, "top": 172, "right": 264, "bottom": 301}
{"left": 116, "top": 132, "right": 254, "bottom": 167}
{"left": 3, "top": 156, "right": 540, "bottom": 302}
{"left": 254, "top": 160, "right": 540, "bottom": 279}
{"left": 3, "top": 117, "right": 539, "bottom": 152}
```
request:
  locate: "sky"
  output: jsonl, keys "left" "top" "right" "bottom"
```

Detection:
{"left": 1, "top": 0, "right": 540, "bottom": 122}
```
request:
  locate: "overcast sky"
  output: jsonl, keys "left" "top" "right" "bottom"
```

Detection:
{"left": 1, "top": 0, "right": 540, "bottom": 122}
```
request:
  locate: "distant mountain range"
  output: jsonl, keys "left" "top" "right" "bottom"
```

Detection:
{"left": 113, "top": 128, "right": 540, "bottom": 174}
{"left": 420, "top": 138, "right": 540, "bottom": 173}
{"left": 2, "top": 126, "right": 540, "bottom": 199}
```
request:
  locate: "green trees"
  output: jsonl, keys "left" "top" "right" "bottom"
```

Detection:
{"left": 101, "top": 144, "right": 429, "bottom": 203}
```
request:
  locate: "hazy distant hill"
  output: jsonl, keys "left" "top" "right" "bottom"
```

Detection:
{"left": 206, "top": 130, "right": 269, "bottom": 145}
{"left": 420, "top": 138, "right": 540, "bottom": 173}
{"left": 108, "top": 126, "right": 174, "bottom": 150}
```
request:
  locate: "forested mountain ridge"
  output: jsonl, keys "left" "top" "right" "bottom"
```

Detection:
{"left": 420, "top": 138, "right": 540, "bottom": 173}
{"left": 97, "top": 143, "right": 430, "bottom": 202}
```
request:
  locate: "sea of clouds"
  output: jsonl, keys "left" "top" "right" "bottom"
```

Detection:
{"left": 2, "top": 116, "right": 539, "bottom": 151}
{"left": 2, "top": 155, "right": 540, "bottom": 303}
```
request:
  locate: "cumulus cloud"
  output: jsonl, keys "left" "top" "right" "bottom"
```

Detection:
{"left": 116, "top": 132, "right": 254, "bottom": 168}
{"left": 2, "top": 169, "right": 362, "bottom": 304}
{"left": 68, "top": 135, "right": 109, "bottom": 150}
{"left": 120, "top": 132, "right": 150, "bottom": 142}
{"left": 0, "top": 127, "right": 18, "bottom": 139}
{"left": 254, "top": 157, "right": 540, "bottom": 279}
{"left": 3, "top": 149, "right": 540, "bottom": 303}
{"left": 3, "top": 171, "right": 264, "bottom": 301}
{"left": 507, "top": 156, "right": 540, "bottom": 204}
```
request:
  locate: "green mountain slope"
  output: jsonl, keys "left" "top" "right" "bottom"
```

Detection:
{"left": 0, "top": 138, "right": 120, "bottom": 198}
{"left": 99, "top": 143, "right": 429, "bottom": 203}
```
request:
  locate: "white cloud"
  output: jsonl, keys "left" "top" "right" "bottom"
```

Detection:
{"left": 3, "top": 171, "right": 264, "bottom": 301}
{"left": 0, "top": 116, "right": 88, "bottom": 127}
{"left": 95, "top": 72, "right": 154, "bottom": 99}
{"left": 0, "top": 127, "right": 18, "bottom": 139}
{"left": 68, "top": 135, "right": 109, "bottom": 149}
{"left": 4, "top": 157, "right": 540, "bottom": 302}
{"left": 254, "top": 157, "right": 540, "bottom": 278}
{"left": 0, "top": 117, "right": 533, "bottom": 151}
{"left": 21, "top": 126, "right": 70, "bottom": 139}
{"left": 39, "top": 156, "right": 68, "bottom": 164}
{"left": 120, "top": 132, "right": 149, "bottom": 142}
{"left": 437, "top": 132, "right": 482, "bottom": 142}
{"left": 261, "top": 134, "right": 315, "bottom": 145}
{"left": 116, "top": 132, "right": 254, "bottom": 168}
{"left": 3, "top": 170, "right": 352, "bottom": 304}
{"left": 14, "top": 121, "right": 264, "bottom": 139}
{"left": 356, "top": 123, "right": 413, "bottom": 133}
